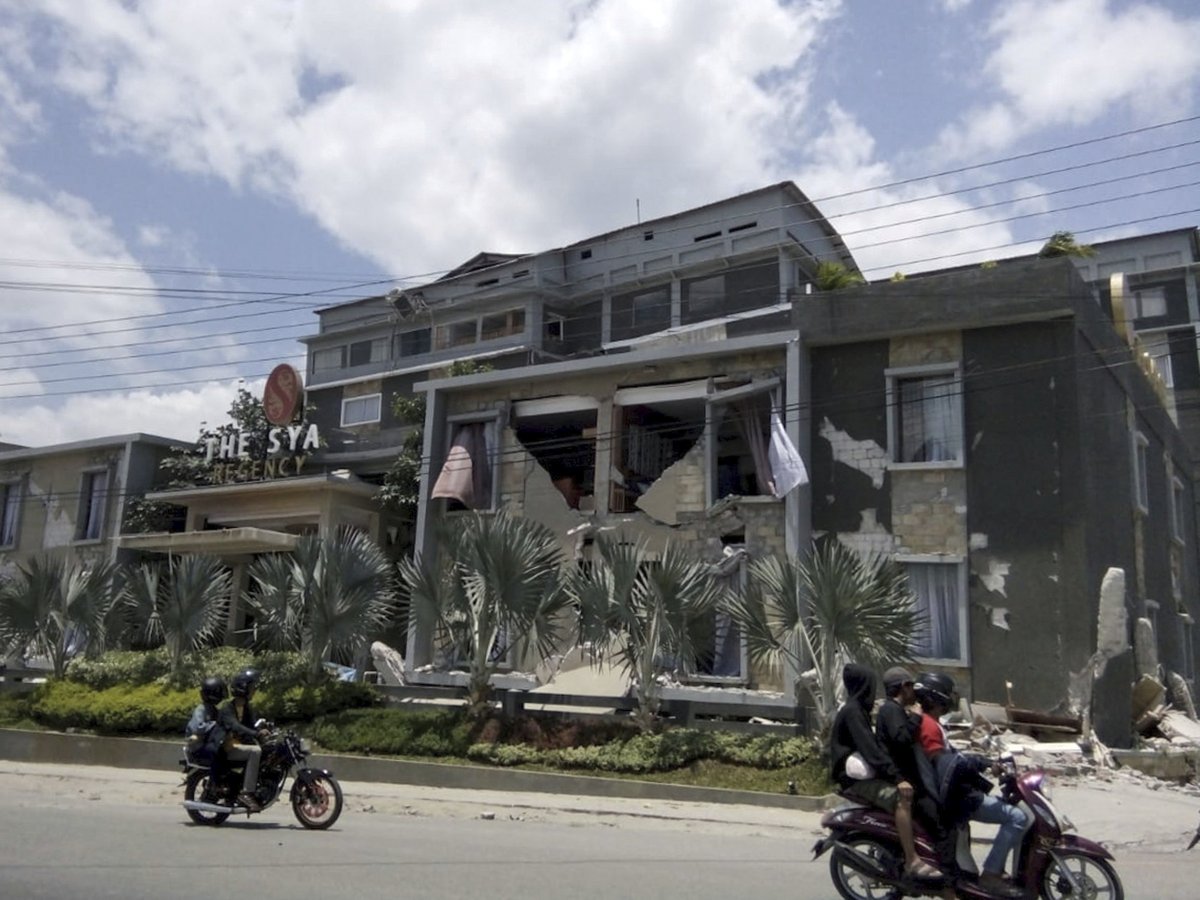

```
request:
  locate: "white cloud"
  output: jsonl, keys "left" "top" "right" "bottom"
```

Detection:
{"left": 23, "top": 0, "right": 846, "bottom": 276}
{"left": 939, "top": 0, "right": 1200, "bottom": 158}
{"left": 0, "top": 378, "right": 265, "bottom": 446}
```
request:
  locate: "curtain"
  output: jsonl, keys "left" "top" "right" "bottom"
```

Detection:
{"left": 901, "top": 376, "right": 960, "bottom": 462}
{"left": 906, "top": 562, "right": 961, "bottom": 660}
{"left": 431, "top": 422, "right": 492, "bottom": 509}
{"left": 84, "top": 470, "right": 108, "bottom": 539}
{"left": 768, "top": 411, "right": 809, "bottom": 497}
{"left": 734, "top": 398, "right": 774, "bottom": 495}
{"left": 1, "top": 484, "right": 18, "bottom": 546}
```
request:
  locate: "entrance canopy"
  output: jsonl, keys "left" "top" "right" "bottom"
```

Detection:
{"left": 117, "top": 526, "right": 299, "bottom": 556}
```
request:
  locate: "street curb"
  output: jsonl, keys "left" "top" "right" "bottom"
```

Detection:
{"left": 0, "top": 727, "right": 834, "bottom": 812}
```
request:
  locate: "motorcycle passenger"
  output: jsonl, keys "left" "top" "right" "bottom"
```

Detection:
{"left": 829, "top": 663, "right": 947, "bottom": 887}
{"left": 185, "top": 676, "right": 228, "bottom": 766}
{"left": 220, "top": 668, "right": 270, "bottom": 811}
{"left": 875, "top": 666, "right": 960, "bottom": 893}
{"left": 914, "top": 671, "right": 1027, "bottom": 898}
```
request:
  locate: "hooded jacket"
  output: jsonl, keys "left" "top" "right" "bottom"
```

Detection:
{"left": 829, "top": 663, "right": 901, "bottom": 789}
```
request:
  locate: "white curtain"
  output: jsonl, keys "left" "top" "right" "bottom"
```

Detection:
{"left": 1, "top": 484, "right": 18, "bottom": 546}
{"left": 906, "top": 562, "right": 961, "bottom": 660}
{"left": 901, "top": 376, "right": 960, "bottom": 462}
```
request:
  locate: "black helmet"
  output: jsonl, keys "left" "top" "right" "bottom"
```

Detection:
{"left": 914, "top": 671, "right": 957, "bottom": 710}
{"left": 231, "top": 668, "right": 260, "bottom": 698}
{"left": 200, "top": 676, "right": 227, "bottom": 705}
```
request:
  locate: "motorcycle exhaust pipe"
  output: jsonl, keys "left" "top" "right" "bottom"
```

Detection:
{"left": 182, "top": 800, "right": 236, "bottom": 814}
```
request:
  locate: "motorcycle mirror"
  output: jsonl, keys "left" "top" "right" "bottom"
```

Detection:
{"left": 254, "top": 718, "right": 268, "bottom": 729}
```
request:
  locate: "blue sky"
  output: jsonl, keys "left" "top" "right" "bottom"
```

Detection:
{"left": 0, "top": 0, "right": 1198, "bottom": 446}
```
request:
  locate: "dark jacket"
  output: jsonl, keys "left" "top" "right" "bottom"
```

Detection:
{"left": 928, "top": 747, "right": 993, "bottom": 823}
{"left": 829, "top": 664, "right": 900, "bottom": 789}
{"left": 876, "top": 696, "right": 924, "bottom": 788}
{"left": 218, "top": 698, "right": 260, "bottom": 745}
{"left": 185, "top": 701, "right": 226, "bottom": 763}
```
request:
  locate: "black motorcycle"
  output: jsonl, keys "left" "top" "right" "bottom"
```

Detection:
{"left": 180, "top": 725, "right": 343, "bottom": 829}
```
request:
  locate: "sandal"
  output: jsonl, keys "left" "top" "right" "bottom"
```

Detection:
{"left": 905, "top": 860, "right": 944, "bottom": 880}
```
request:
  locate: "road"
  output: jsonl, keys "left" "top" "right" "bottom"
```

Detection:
{"left": 0, "top": 761, "right": 1196, "bottom": 898}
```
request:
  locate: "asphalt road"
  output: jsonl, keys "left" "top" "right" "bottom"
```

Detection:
{"left": 0, "top": 762, "right": 1196, "bottom": 899}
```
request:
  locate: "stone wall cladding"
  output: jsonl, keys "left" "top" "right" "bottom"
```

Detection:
{"left": 890, "top": 468, "right": 967, "bottom": 556}
{"left": 889, "top": 331, "right": 962, "bottom": 368}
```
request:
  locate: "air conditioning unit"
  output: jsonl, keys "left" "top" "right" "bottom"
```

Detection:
{"left": 388, "top": 289, "right": 428, "bottom": 319}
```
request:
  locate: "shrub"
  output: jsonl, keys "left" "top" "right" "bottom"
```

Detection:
{"left": 66, "top": 649, "right": 173, "bottom": 688}
{"left": 308, "top": 708, "right": 473, "bottom": 757}
{"left": 256, "top": 681, "right": 381, "bottom": 723}
{"left": 30, "top": 681, "right": 195, "bottom": 734}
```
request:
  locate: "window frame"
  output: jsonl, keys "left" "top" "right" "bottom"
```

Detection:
{"left": 311, "top": 345, "right": 345, "bottom": 373}
{"left": 1182, "top": 615, "right": 1196, "bottom": 684}
{"left": 1132, "top": 431, "right": 1150, "bottom": 514}
{"left": 682, "top": 549, "right": 749, "bottom": 685}
{"left": 897, "top": 554, "right": 969, "bottom": 666}
{"left": 435, "top": 318, "right": 480, "bottom": 351}
{"left": 349, "top": 337, "right": 389, "bottom": 367}
{"left": 76, "top": 467, "right": 111, "bottom": 543}
{"left": 396, "top": 327, "right": 432, "bottom": 358}
{"left": 1170, "top": 471, "right": 1186, "bottom": 544}
{"left": 0, "top": 478, "right": 22, "bottom": 549}
{"left": 434, "top": 410, "right": 502, "bottom": 512}
{"left": 341, "top": 393, "right": 383, "bottom": 427}
{"left": 885, "top": 364, "right": 964, "bottom": 468}
{"left": 705, "top": 378, "right": 782, "bottom": 507}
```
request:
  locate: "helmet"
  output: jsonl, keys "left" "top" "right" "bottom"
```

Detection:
{"left": 231, "top": 668, "right": 261, "bottom": 698}
{"left": 200, "top": 676, "right": 227, "bottom": 705}
{"left": 914, "top": 671, "right": 957, "bottom": 710}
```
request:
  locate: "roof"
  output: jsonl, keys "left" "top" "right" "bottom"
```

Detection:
{"left": 0, "top": 433, "right": 189, "bottom": 463}
{"left": 437, "top": 251, "right": 529, "bottom": 282}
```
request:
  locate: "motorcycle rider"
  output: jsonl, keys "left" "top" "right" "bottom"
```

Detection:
{"left": 829, "top": 663, "right": 951, "bottom": 890}
{"left": 914, "top": 671, "right": 1028, "bottom": 898}
{"left": 219, "top": 668, "right": 270, "bottom": 811}
{"left": 185, "top": 676, "right": 228, "bottom": 766}
{"left": 875, "top": 666, "right": 960, "bottom": 891}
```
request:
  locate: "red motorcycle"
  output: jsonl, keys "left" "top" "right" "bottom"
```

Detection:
{"left": 813, "top": 754, "right": 1123, "bottom": 899}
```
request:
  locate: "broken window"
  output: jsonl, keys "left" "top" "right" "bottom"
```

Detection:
{"left": 435, "top": 319, "right": 479, "bottom": 350}
{"left": 77, "top": 469, "right": 109, "bottom": 541}
{"left": 610, "top": 285, "right": 671, "bottom": 342}
{"left": 0, "top": 480, "right": 20, "bottom": 548}
{"left": 705, "top": 378, "right": 807, "bottom": 504}
{"left": 887, "top": 366, "right": 963, "bottom": 464}
{"left": 681, "top": 260, "right": 778, "bottom": 325}
{"left": 902, "top": 558, "right": 967, "bottom": 664}
{"left": 610, "top": 385, "right": 706, "bottom": 513}
{"left": 480, "top": 308, "right": 526, "bottom": 341}
{"left": 431, "top": 419, "right": 496, "bottom": 511}
{"left": 513, "top": 399, "right": 598, "bottom": 511}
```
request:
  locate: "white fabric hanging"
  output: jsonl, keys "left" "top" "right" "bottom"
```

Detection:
{"left": 767, "top": 411, "right": 808, "bottom": 498}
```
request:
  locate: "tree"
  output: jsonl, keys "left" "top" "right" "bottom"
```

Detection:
{"left": 122, "top": 555, "right": 230, "bottom": 678}
{"left": 0, "top": 555, "right": 119, "bottom": 678}
{"left": 245, "top": 529, "right": 394, "bottom": 682}
{"left": 814, "top": 260, "right": 866, "bottom": 291}
{"left": 727, "top": 538, "right": 919, "bottom": 737}
{"left": 397, "top": 511, "right": 570, "bottom": 720}
{"left": 568, "top": 534, "right": 726, "bottom": 733}
{"left": 1038, "top": 231, "right": 1095, "bottom": 259}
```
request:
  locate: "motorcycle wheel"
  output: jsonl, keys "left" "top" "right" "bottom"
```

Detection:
{"left": 184, "top": 769, "right": 230, "bottom": 827}
{"left": 1039, "top": 851, "right": 1123, "bottom": 900}
{"left": 829, "top": 837, "right": 903, "bottom": 900}
{"left": 292, "top": 773, "right": 343, "bottom": 830}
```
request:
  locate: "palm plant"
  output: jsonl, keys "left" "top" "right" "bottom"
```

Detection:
{"left": 727, "top": 538, "right": 919, "bottom": 737}
{"left": 122, "top": 554, "right": 230, "bottom": 678}
{"left": 0, "top": 555, "right": 119, "bottom": 678}
{"left": 397, "top": 511, "right": 570, "bottom": 720}
{"left": 1038, "top": 230, "right": 1095, "bottom": 259}
{"left": 245, "top": 529, "right": 394, "bottom": 682}
{"left": 814, "top": 260, "right": 865, "bottom": 291}
{"left": 568, "top": 535, "right": 726, "bottom": 733}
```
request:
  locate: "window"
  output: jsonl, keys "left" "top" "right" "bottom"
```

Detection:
{"left": 480, "top": 308, "right": 525, "bottom": 341}
{"left": 397, "top": 328, "right": 431, "bottom": 357}
{"left": 1141, "top": 333, "right": 1174, "bottom": 387}
{"left": 681, "top": 261, "right": 778, "bottom": 324}
{"left": 1132, "top": 287, "right": 1167, "bottom": 319}
{"left": 687, "top": 549, "right": 747, "bottom": 682}
{"left": 312, "top": 346, "right": 345, "bottom": 372}
{"left": 513, "top": 399, "right": 598, "bottom": 511}
{"left": 341, "top": 394, "right": 382, "bottom": 427}
{"left": 610, "top": 285, "right": 671, "bottom": 342}
{"left": 77, "top": 470, "right": 109, "bottom": 541}
{"left": 431, "top": 416, "right": 498, "bottom": 511}
{"left": 610, "top": 390, "right": 705, "bottom": 513}
{"left": 1182, "top": 617, "right": 1196, "bottom": 683}
{"left": 349, "top": 338, "right": 389, "bottom": 367}
{"left": 1133, "top": 432, "right": 1149, "bottom": 513}
{"left": 0, "top": 481, "right": 20, "bottom": 548}
{"left": 435, "top": 319, "right": 478, "bottom": 350}
{"left": 1171, "top": 475, "right": 1186, "bottom": 542}
{"left": 903, "top": 559, "right": 967, "bottom": 664}
{"left": 705, "top": 379, "right": 805, "bottom": 504}
{"left": 887, "top": 367, "right": 963, "bottom": 464}
{"left": 543, "top": 314, "right": 565, "bottom": 343}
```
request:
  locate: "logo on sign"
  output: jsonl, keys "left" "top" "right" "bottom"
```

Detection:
{"left": 263, "top": 363, "right": 303, "bottom": 426}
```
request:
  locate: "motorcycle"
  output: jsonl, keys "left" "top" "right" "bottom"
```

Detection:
{"left": 813, "top": 753, "right": 1123, "bottom": 900}
{"left": 180, "top": 723, "right": 343, "bottom": 830}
